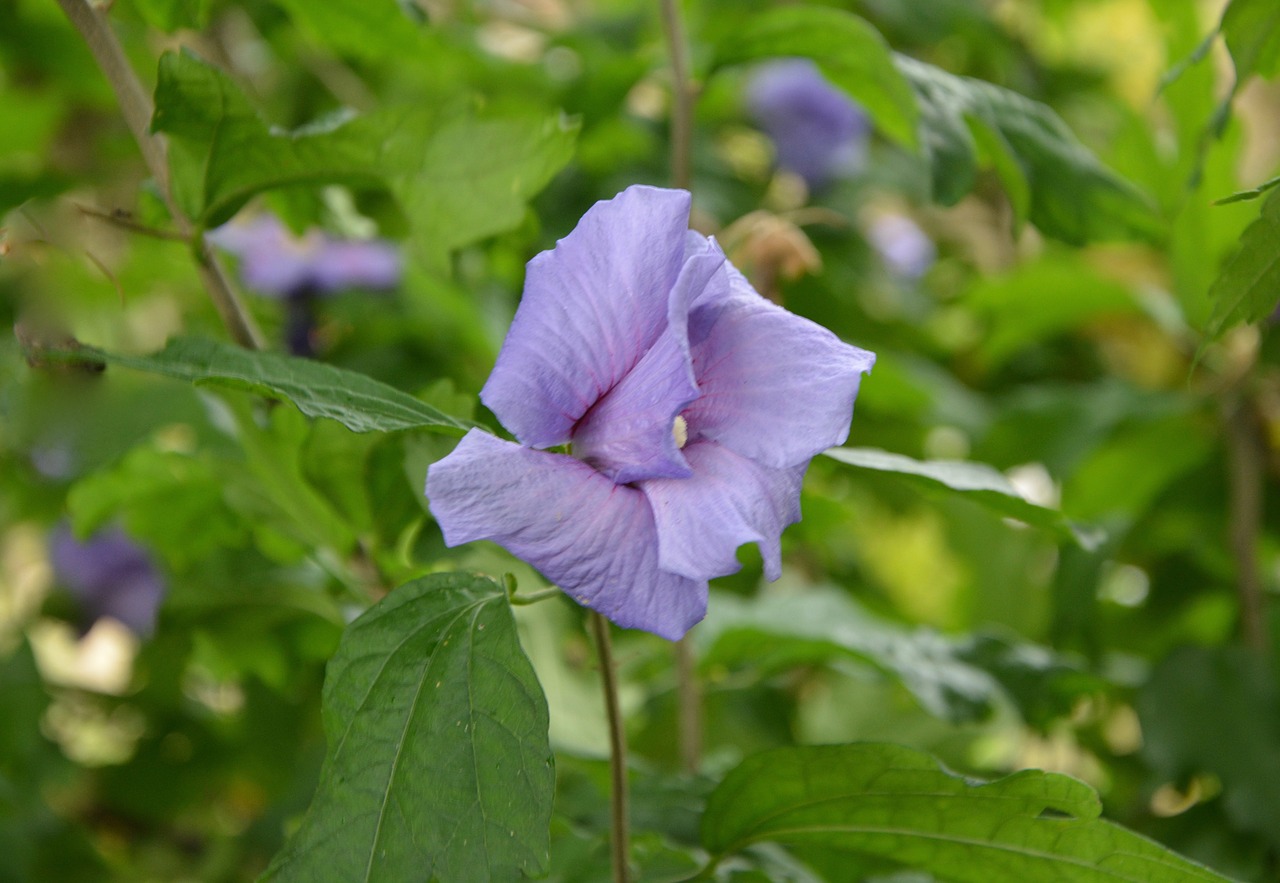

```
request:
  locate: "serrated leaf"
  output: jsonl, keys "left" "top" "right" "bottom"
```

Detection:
{"left": 152, "top": 49, "right": 419, "bottom": 225}
{"left": 896, "top": 55, "right": 1162, "bottom": 245}
{"left": 698, "top": 588, "right": 1001, "bottom": 724}
{"left": 1206, "top": 185, "right": 1280, "bottom": 337}
{"left": 395, "top": 112, "right": 580, "bottom": 272}
{"left": 709, "top": 6, "right": 919, "bottom": 150}
{"left": 822, "top": 447, "right": 1100, "bottom": 549}
{"left": 702, "top": 744, "right": 1239, "bottom": 883}
{"left": 31, "top": 336, "right": 474, "bottom": 435}
{"left": 262, "top": 573, "right": 554, "bottom": 882}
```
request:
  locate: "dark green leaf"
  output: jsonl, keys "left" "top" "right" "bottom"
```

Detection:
{"left": 152, "top": 49, "right": 415, "bottom": 225}
{"left": 702, "top": 744, "right": 1239, "bottom": 882}
{"left": 896, "top": 56, "right": 1163, "bottom": 245}
{"left": 1221, "top": 0, "right": 1280, "bottom": 83}
{"left": 33, "top": 336, "right": 474, "bottom": 435}
{"left": 698, "top": 588, "right": 1001, "bottom": 724}
{"left": 263, "top": 573, "right": 554, "bottom": 882}
{"left": 125, "top": 0, "right": 211, "bottom": 32}
{"left": 1213, "top": 174, "right": 1280, "bottom": 205}
{"left": 708, "top": 6, "right": 919, "bottom": 150}
{"left": 822, "top": 447, "right": 1100, "bottom": 549}
{"left": 269, "top": 0, "right": 425, "bottom": 60}
{"left": 1206, "top": 185, "right": 1280, "bottom": 336}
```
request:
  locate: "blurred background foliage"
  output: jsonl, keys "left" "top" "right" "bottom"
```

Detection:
{"left": 1, "top": 0, "right": 1279, "bottom": 880}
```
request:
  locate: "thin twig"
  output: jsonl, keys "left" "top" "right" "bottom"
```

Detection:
{"left": 53, "top": 0, "right": 265, "bottom": 350}
{"left": 74, "top": 203, "right": 189, "bottom": 242}
{"left": 659, "top": 0, "right": 694, "bottom": 192}
{"left": 1225, "top": 396, "right": 1267, "bottom": 652}
{"left": 590, "top": 611, "right": 631, "bottom": 883}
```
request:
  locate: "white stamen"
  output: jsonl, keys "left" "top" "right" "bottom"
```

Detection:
{"left": 672, "top": 415, "right": 688, "bottom": 449}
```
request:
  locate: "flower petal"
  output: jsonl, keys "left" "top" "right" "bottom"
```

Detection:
{"left": 570, "top": 240, "right": 727, "bottom": 484}
{"left": 426, "top": 429, "right": 707, "bottom": 639}
{"left": 481, "top": 186, "right": 694, "bottom": 448}
{"left": 641, "top": 441, "right": 804, "bottom": 582}
{"left": 685, "top": 264, "right": 875, "bottom": 469}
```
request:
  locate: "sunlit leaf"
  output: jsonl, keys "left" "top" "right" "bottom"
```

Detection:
{"left": 709, "top": 6, "right": 919, "bottom": 150}
{"left": 896, "top": 56, "right": 1163, "bottom": 245}
{"left": 270, "top": 0, "right": 425, "bottom": 59}
{"left": 823, "top": 447, "right": 1100, "bottom": 548}
{"left": 1221, "top": 0, "right": 1280, "bottom": 83}
{"left": 702, "top": 744, "right": 1239, "bottom": 882}
{"left": 263, "top": 573, "right": 554, "bottom": 882}
{"left": 29, "top": 336, "right": 475, "bottom": 435}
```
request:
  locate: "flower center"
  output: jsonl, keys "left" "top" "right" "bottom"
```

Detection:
{"left": 672, "top": 415, "right": 688, "bottom": 449}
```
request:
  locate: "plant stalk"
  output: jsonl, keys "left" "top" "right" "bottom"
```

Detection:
{"left": 54, "top": 0, "right": 265, "bottom": 351}
{"left": 1226, "top": 396, "right": 1267, "bottom": 652}
{"left": 659, "top": 0, "right": 694, "bottom": 192}
{"left": 676, "top": 634, "right": 701, "bottom": 773}
{"left": 590, "top": 611, "right": 631, "bottom": 883}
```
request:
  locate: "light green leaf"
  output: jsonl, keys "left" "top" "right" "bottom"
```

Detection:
{"left": 31, "top": 336, "right": 475, "bottom": 435}
{"left": 708, "top": 6, "right": 919, "bottom": 150}
{"left": 395, "top": 111, "right": 580, "bottom": 272}
{"left": 269, "top": 0, "right": 426, "bottom": 60}
{"left": 702, "top": 744, "right": 1239, "bottom": 883}
{"left": 896, "top": 56, "right": 1162, "bottom": 245}
{"left": 822, "top": 447, "right": 1100, "bottom": 549}
{"left": 262, "top": 573, "right": 554, "bottom": 882}
{"left": 1206, "top": 185, "right": 1280, "bottom": 337}
{"left": 698, "top": 588, "right": 1002, "bottom": 724}
{"left": 124, "top": 0, "right": 211, "bottom": 32}
{"left": 152, "top": 49, "right": 416, "bottom": 225}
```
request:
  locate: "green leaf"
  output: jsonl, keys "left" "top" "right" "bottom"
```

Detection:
{"left": 1213, "top": 174, "right": 1280, "bottom": 205}
{"left": 896, "top": 56, "right": 1163, "bottom": 245}
{"left": 395, "top": 111, "right": 580, "bottom": 272}
{"left": 34, "top": 336, "right": 474, "bottom": 435}
{"left": 822, "top": 447, "right": 1100, "bottom": 549}
{"left": 1221, "top": 0, "right": 1280, "bottom": 83}
{"left": 262, "top": 573, "right": 554, "bottom": 882}
{"left": 699, "top": 588, "right": 1002, "bottom": 724}
{"left": 701, "top": 743, "right": 1239, "bottom": 883}
{"left": 1206, "top": 185, "right": 1280, "bottom": 337}
{"left": 124, "top": 0, "right": 211, "bottom": 32}
{"left": 708, "top": 6, "right": 919, "bottom": 150}
{"left": 152, "top": 49, "right": 414, "bottom": 225}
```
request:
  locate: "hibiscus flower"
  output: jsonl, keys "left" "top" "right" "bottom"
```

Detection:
{"left": 427, "top": 186, "right": 874, "bottom": 639}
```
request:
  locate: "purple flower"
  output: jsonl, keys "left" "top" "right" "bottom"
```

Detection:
{"left": 426, "top": 186, "right": 874, "bottom": 639}
{"left": 746, "top": 60, "right": 870, "bottom": 190}
{"left": 867, "top": 213, "right": 935, "bottom": 281}
{"left": 49, "top": 524, "right": 166, "bottom": 637}
{"left": 208, "top": 215, "right": 401, "bottom": 299}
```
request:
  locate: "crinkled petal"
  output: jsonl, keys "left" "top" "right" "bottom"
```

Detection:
{"left": 426, "top": 430, "right": 707, "bottom": 639}
{"left": 571, "top": 241, "right": 727, "bottom": 483}
{"left": 641, "top": 441, "right": 804, "bottom": 582}
{"left": 685, "top": 263, "right": 875, "bottom": 469}
{"left": 481, "top": 186, "right": 694, "bottom": 448}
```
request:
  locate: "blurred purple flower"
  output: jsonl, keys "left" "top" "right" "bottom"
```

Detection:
{"left": 49, "top": 524, "right": 166, "bottom": 638}
{"left": 208, "top": 214, "right": 401, "bottom": 355}
{"left": 208, "top": 215, "right": 401, "bottom": 298}
{"left": 867, "top": 213, "right": 936, "bottom": 281}
{"left": 746, "top": 60, "right": 870, "bottom": 190}
{"left": 426, "top": 186, "right": 874, "bottom": 639}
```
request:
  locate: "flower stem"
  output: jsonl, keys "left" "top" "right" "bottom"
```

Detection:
{"left": 589, "top": 611, "right": 631, "bottom": 883}
{"left": 676, "top": 634, "right": 701, "bottom": 773}
{"left": 53, "top": 0, "right": 265, "bottom": 351}
{"left": 659, "top": 0, "right": 694, "bottom": 192}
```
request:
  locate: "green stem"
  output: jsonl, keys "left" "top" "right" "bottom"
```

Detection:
{"left": 509, "top": 587, "right": 562, "bottom": 606}
{"left": 676, "top": 634, "right": 701, "bottom": 773}
{"left": 590, "top": 611, "right": 631, "bottom": 883}
{"left": 659, "top": 0, "right": 694, "bottom": 191}
{"left": 53, "top": 0, "right": 265, "bottom": 351}
{"left": 1225, "top": 395, "right": 1267, "bottom": 652}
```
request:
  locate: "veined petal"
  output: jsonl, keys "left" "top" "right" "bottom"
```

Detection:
{"left": 641, "top": 441, "right": 804, "bottom": 582}
{"left": 426, "top": 430, "right": 707, "bottom": 639}
{"left": 570, "top": 240, "right": 727, "bottom": 484}
{"left": 481, "top": 186, "right": 694, "bottom": 448}
{"left": 685, "top": 265, "right": 875, "bottom": 469}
